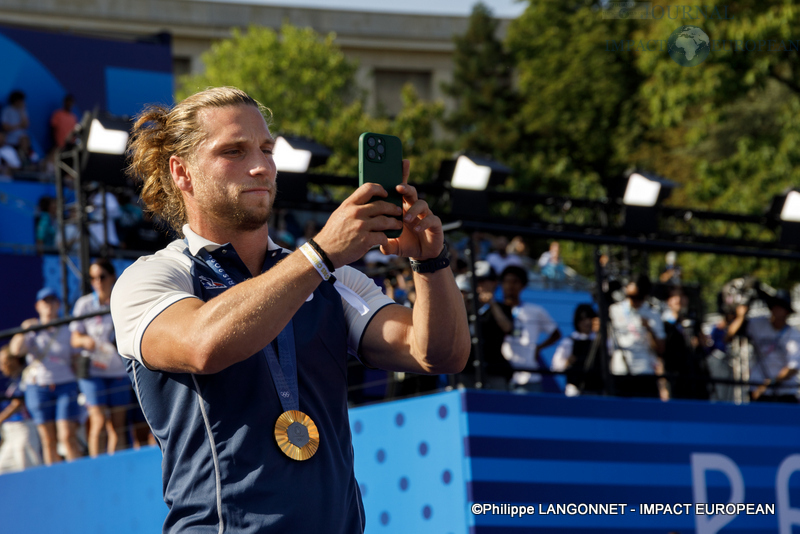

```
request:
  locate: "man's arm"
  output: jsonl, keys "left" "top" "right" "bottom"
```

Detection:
{"left": 134, "top": 183, "right": 405, "bottom": 374}
{"left": 654, "top": 356, "right": 670, "bottom": 401}
{"left": 537, "top": 328, "right": 562, "bottom": 355}
{"left": 642, "top": 316, "right": 666, "bottom": 355}
{"left": 725, "top": 304, "right": 748, "bottom": 342}
{"left": 0, "top": 398, "right": 23, "bottom": 426}
{"left": 489, "top": 301, "right": 514, "bottom": 334}
{"left": 751, "top": 366, "right": 798, "bottom": 400}
{"left": 643, "top": 311, "right": 669, "bottom": 400}
{"left": 358, "top": 270, "right": 470, "bottom": 374}
{"left": 355, "top": 162, "right": 470, "bottom": 375}
{"left": 9, "top": 318, "right": 37, "bottom": 357}
{"left": 71, "top": 331, "right": 95, "bottom": 351}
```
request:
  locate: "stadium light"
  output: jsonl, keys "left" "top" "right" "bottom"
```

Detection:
{"left": 621, "top": 170, "right": 677, "bottom": 235}
{"left": 623, "top": 171, "right": 675, "bottom": 207}
{"left": 768, "top": 189, "right": 800, "bottom": 246}
{"left": 77, "top": 110, "right": 132, "bottom": 187}
{"left": 779, "top": 190, "right": 800, "bottom": 222}
{"left": 273, "top": 135, "right": 332, "bottom": 173}
{"left": 86, "top": 118, "right": 129, "bottom": 155}
{"left": 436, "top": 154, "right": 511, "bottom": 219}
{"left": 450, "top": 154, "right": 511, "bottom": 191}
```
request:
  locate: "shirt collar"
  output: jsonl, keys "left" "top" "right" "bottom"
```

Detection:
{"left": 182, "top": 224, "right": 281, "bottom": 257}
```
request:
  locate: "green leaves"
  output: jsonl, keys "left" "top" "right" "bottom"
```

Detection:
{"left": 179, "top": 24, "right": 357, "bottom": 135}
{"left": 178, "top": 23, "right": 448, "bottom": 182}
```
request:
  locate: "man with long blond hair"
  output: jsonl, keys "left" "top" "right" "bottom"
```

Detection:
{"left": 110, "top": 86, "right": 469, "bottom": 533}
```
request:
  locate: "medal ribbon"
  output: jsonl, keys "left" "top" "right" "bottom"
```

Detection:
{"left": 199, "top": 248, "right": 299, "bottom": 412}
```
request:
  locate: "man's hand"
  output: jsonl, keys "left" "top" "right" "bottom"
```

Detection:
{"left": 751, "top": 380, "right": 769, "bottom": 401}
{"left": 20, "top": 318, "right": 39, "bottom": 329}
{"left": 380, "top": 160, "right": 444, "bottom": 261}
{"left": 477, "top": 287, "right": 494, "bottom": 305}
{"left": 313, "top": 182, "right": 404, "bottom": 268}
{"left": 72, "top": 331, "right": 96, "bottom": 351}
{"left": 736, "top": 304, "right": 748, "bottom": 319}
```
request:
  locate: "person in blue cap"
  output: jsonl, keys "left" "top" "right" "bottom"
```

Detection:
{"left": 10, "top": 287, "right": 82, "bottom": 464}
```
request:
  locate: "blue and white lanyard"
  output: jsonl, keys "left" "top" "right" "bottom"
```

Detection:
{"left": 200, "top": 249, "right": 299, "bottom": 413}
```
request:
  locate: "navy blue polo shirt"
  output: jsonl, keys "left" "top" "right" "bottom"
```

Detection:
{"left": 112, "top": 229, "right": 394, "bottom": 533}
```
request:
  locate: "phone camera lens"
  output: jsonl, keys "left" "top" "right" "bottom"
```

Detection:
{"left": 368, "top": 149, "right": 377, "bottom": 159}
{"left": 376, "top": 144, "right": 385, "bottom": 155}
{"left": 367, "top": 137, "right": 376, "bottom": 147}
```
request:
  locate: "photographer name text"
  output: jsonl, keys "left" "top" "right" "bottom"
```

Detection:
{"left": 471, "top": 502, "right": 775, "bottom": 518}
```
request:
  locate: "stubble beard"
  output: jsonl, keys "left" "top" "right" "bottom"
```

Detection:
{"left": 195, "top": 172, "right": 275, "bottom": 233}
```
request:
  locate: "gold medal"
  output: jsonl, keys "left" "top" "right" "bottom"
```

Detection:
{"left": 274, "top": 410, "right": 319, "bottom": 461}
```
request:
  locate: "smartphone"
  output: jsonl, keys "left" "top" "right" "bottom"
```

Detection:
{"left": 359, "top": 132, "right": 403, "bottom": 238}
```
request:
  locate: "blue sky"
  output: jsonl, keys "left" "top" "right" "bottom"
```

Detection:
{"left": 193, "top": 0, "right": 527, "bottom": 18}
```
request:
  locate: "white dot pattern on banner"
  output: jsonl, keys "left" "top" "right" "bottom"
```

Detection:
{"left": 349, "top": 391, "right": 465, "bottom": 533}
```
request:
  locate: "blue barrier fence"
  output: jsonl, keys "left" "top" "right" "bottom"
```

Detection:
{"left": 3, "top": 391, "right": 799, "bottom": 533}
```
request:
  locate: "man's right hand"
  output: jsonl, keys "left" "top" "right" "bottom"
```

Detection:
{"left": 313, "top": 183, "right": 403, "bottom": 268}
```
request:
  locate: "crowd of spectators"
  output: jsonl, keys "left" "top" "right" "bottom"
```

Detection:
{"left": 4, "top": 214, "right": 800, "bottom": 474}
{"left": 0, "top": 90, "right": 74, "bottom": 182}
{"left": 0, "top": 259, "right": 154, "bottom": 474}
{"left": 3, "top": 84, "right": 799, "bottom": 472}
{"left": 340, "top": 232, "right": 800, "bottom": 408}
{"left": 1, "top": 88, "right": 175, "bottom": 256}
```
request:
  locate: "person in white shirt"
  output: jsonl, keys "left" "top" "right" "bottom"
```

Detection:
{"left": 727, "top": 289, "right": 800, "bottom": 403}
{"left": 500, "top": 265, "right": 561, "bottom": 393}
{"left": 608, "top": 274, "right": 669, "bottom": 400}
{"left": 70, "top": 258, "right": 131, "bottom": 456}
{"left": 9, "top": 288, "right": 82, "bottom": 465}
{"left": 552, "top": 304, "right": 601, "bottom": 397}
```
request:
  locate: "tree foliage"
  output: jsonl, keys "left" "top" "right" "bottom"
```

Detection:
{"left": 179, "top": 24, "right": 358, "bottom": 133}
{"left": 446, "top": 0, "right": 800, "bottom": 302}
{"left": 442, "top": 2, "right": 519, "bottom": 159}
{"left": 630, "top": 0, "right": 800, "bottom": 295}
{"left": 178, "top": 24, "right": 447, "bottom": 182}
{"left": 178, "top": 7, "right": 800, "bottom": 303}
{"left": 503, "top": 1, "right": 642, "bottom": 198}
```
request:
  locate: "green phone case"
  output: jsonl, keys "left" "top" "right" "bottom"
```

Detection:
{"left": 359, "top": 132, "right": 403, "bottom": 239}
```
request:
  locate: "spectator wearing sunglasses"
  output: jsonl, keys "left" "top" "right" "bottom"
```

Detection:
{"left": 70, "top": 258, "right": 131, "bottom": 456}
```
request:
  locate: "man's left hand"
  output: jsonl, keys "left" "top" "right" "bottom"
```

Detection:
{"left": 380, "top": 160, "right": 444, "bottom": 260}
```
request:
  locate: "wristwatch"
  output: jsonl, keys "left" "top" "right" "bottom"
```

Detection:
{"left": 410, "top": 242, "right": 450, "bottom": 273}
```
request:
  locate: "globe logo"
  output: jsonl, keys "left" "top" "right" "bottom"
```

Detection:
{"left": 668, "top": 26, "right": 711, "bottom": 67}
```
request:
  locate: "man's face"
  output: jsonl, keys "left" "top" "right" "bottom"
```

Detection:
{"left": 35, "top": 296, "right": 60, "bottom": 322}
{"left": 0, "top": 352, "right": 21, "bottom": 377}
{"left": 625, "top": 281, "right": 645, "bottom": 308}
{"left": 667, "top": 292, "right": 687, "bottom": 315}
{"left": 501, "top": 274, "right": 524, "bottom": 300}
{"left": 185, "top": 105, "right": 277, "bottom": 232}
{"left": 577, "top": 317, "right": 593, "bottom": 334}
{"left": 771, "top": 305, "right": 790, "bottom": 324}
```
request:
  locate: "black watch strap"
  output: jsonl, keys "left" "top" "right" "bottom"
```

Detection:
{"left": 409, "top": 242, "right": 450, "bottom": 273}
